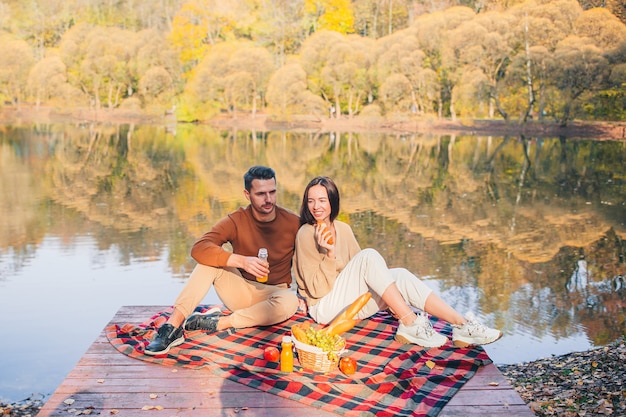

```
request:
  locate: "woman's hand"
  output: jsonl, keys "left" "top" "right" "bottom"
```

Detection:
{"left": 315, "top": 221, "right": 335, "bottom": 256}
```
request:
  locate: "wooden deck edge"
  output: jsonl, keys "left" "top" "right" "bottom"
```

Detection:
{"left": 37, "top": 306, "right": 534, "bottom": 417}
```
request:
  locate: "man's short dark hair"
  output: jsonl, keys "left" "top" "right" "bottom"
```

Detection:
{"left": 244, "top": 166, "right": 276, "bottom": 191}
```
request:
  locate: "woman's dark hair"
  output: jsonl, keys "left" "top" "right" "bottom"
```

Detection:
{"left": 244, "top": 166, "right": 276, "bottom": 191}
{"left": 299, "top": 176, "right": 340, "bottom": 226}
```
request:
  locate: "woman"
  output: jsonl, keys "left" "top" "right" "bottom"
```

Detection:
{"left": 293, "top": 176, "right": 502, "bottom": 348}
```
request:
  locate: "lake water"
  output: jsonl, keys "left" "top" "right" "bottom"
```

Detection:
{"left": 1, "top": 122, "right": 624, "bottom": 403}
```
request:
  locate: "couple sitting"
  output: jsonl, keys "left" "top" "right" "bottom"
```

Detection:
{"left": 146, "top": 166, "right": 501, "bottom": 356}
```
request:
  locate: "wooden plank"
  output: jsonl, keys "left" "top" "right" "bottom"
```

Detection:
{"left": 37, "top": 306, "right": 534, "bottom": 417}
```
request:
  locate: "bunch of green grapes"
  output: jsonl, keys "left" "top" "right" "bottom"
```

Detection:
{"left": 304, "top": 327, "right": 345, "bottom": 361}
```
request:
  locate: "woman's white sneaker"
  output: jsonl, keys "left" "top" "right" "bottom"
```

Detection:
{"left": 452, "top": 312, "right": 502, "bottom": 347}
{"left": 395, "top": 312, "right": 448, "bottom": 348}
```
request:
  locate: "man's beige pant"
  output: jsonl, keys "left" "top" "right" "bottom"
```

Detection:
{"left": 174, "top": 264, "right": 299, "bottom": 329}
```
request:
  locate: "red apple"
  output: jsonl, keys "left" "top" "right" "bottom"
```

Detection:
{"left": 263, "top": 346, "right": 280, "bottom": 362}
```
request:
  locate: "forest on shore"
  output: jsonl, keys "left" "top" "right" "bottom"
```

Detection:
{"left": 0, "top": 0, "right": 625, "bottom": 127}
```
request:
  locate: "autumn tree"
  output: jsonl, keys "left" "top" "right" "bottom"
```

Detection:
{"left": 353, "top": 0, "right": 411, "bottom": 38}
{"left": 299, "top": 29, "right": 345, "bottom": 107}
{"left": 138, "top": 67, "right": 174, "bottom": 111}
{"left": 506, "top": 43, "right": 554, "bottom": 120}
{"left": 0, "top": 0, "right": 86, "bottom": 68}
{"left": 266, "top": 62, "right": 326, "bottom": 118}
{"left": 226, "top": 45, "right": 275, "bottom": 118}
{"left": 179, "top": 41, "right": 274, "bottom": 120}
{"left": 574, "top": 7, "right": 626, "bottom": 50}
{"left": 26, "top": 55, "right": 67, "bottom": 108}
{"left": 178, "top": 42, "right": 233, "bottom": 121}
{"left": 588, "top": 40, "right": 626, "bottom": 120}
{"left": 374, "top": 28, "right": 437, "bottom": 114}
{"left": 60, "top": 25, "right": 139, "bottom": 110}
{"left": 448, "top": 11, "right": 515, "bottom": 119}
{"left": 133, "top": 28, "right": 181, "bottom": 112}
{"left": 316, "top": 34, "right": 374, "bottom": 117}
{"left": 0, "top": 32, "right": 34, "bottom": 108}
{"left": 414, "top": 7, "right": 476, "bottom": 119}
{"left": 169, "top": 0, "right": 253, "bottom": 74}
{"left": 305, "top": 0, "right": 355, "bottom": 34}
{"left": 550, "top": 36, "right": 610, "bottom": 126}
{"left": 252, "top": 0, "right": 309, "bottom": 67}
{"left": 497, "top": 0, "right": 581, "bottom": 122}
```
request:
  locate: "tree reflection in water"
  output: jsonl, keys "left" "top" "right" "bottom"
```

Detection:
{"left": 0, "top": 123, "right": 624, "bottom": 373}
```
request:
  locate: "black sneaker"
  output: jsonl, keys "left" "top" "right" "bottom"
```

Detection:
{"left": 145, "top": 323, "right": 184, "bottom": 355}
{"left": 183, "top": 307, "right": 222, "bottom": 332}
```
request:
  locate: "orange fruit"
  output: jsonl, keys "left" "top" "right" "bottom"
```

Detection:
{"left": 339, "top": 357, "right": 357, "bottom": 375}
{"left": 317, "top": 220, "right": 334, "bottom": 244}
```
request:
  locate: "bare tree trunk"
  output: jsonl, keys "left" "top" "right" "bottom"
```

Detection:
{"left": 252, "top": 86, "right": 257, "bottom": 119}
{"left": 437, "top": 90, "right": 443, "bottom": 119}
{"left": 373, "top": 0, "right": 381, "bottom": 38}
{"left": 388, "top": 0, "right": 393, "bottom": 35}
{"left": 348, "top": 92, "right": 354, "bottom": 118}
{"left": 108, "top": 84, "right": 114, "bottom": 109}
{"left": 493, "top": 91, "right": 508, "bottom": 120}
{"left": 522, "top": 14, "right": 535, "bottom": 123}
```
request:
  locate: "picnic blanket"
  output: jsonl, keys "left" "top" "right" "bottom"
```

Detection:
{"left": 106, "top": 305, "right": 491, "bottom": 417}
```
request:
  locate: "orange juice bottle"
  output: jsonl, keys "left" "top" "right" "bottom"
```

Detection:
{"left": 257, "top": 248, "right": 269, "bottom": 283}
{"left": 280, "top": 336, "right": 294, "bottom": 372}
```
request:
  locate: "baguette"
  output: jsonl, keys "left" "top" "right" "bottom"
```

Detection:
{"left": 326, "top": 318, "right": 359, "bottom": 337}
{"left": 322, "top": 292, "right": 372, "bottom": 336}
{"left": 291, "top": 323, "right": 308, "bottom": 343}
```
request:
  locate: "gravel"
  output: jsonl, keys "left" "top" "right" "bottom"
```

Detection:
{"left": 0, "top": 394, "right": 46, "bottom": 417}
{"left": 498, "top": 337, "right": 626, "bottom": 416}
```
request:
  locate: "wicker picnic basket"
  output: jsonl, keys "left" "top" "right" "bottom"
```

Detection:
{"left": 292, "top": 336, "right": 346, "bottom": 372}
{"left": 289, "top": 293, "right": 371, "bottom": 372}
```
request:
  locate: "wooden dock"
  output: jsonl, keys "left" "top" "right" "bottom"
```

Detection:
{"left": 38, "top": 306, "right": 534, "bottom": 417}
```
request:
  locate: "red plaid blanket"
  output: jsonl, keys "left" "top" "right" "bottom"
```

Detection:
{"left": 106, "top": 305, "right": 491, "bottom": 417}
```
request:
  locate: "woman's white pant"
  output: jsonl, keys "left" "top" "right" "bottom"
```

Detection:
{"left": 308, "top": 248, "right": 433, "bottom": 324}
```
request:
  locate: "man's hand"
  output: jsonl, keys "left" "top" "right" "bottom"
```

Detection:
{"left": 228, "top": 254, "right": 269, "bottom": 280}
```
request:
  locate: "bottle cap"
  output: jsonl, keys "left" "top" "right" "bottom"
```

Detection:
{"left": 258, "top": 248, "right": 268, "bottom": 257}
{"left": 282, "top": 336, "right": 292, "bottom": 343}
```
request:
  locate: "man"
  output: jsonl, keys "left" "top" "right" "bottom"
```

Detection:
{"left": 146, "top": 166, "right": 300, "bottom": 355}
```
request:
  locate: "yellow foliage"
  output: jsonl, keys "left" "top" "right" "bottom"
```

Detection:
{"left": 169, "top": 0, "right": 241, "bottom": 73}
{"left": 306, "top": 0, "right": 355, "bottom": 34}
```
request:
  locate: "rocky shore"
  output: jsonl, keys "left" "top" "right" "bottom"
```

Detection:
{"left": 0, "top": 394, "right": 46, "bottom": 417}
{"left": 499, "top": 337, "right": 626, "bottom": 416}
{"left": 2, "top": 337, "right": 624, "bottom": 417}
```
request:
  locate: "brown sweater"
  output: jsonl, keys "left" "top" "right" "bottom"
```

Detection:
{"left": 191, "top": 205, "right": 300, "bottom": 286}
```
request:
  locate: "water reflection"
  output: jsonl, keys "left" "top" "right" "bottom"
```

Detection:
{"left": 0, "top": 123, "right": 624, "bottom": 401}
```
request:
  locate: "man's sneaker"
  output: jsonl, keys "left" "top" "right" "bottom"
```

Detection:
{"left": 183, "top": 307, "right": 222, "bottom": 332}
{"left": 145, "top": 323, "right": 184, "bottom": 355}
{"left": 395, "top": 312, "right": 448, "bottom": 348}
{"left": 452, "top": 312, "right": 503, "bottom": 347}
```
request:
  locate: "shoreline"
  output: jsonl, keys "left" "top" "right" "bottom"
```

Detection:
{"left": 498, "top": 337, "right": 625, "bottom": 416}
{"left": 1, "top": 106, "right": 625, "bottom": 141}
